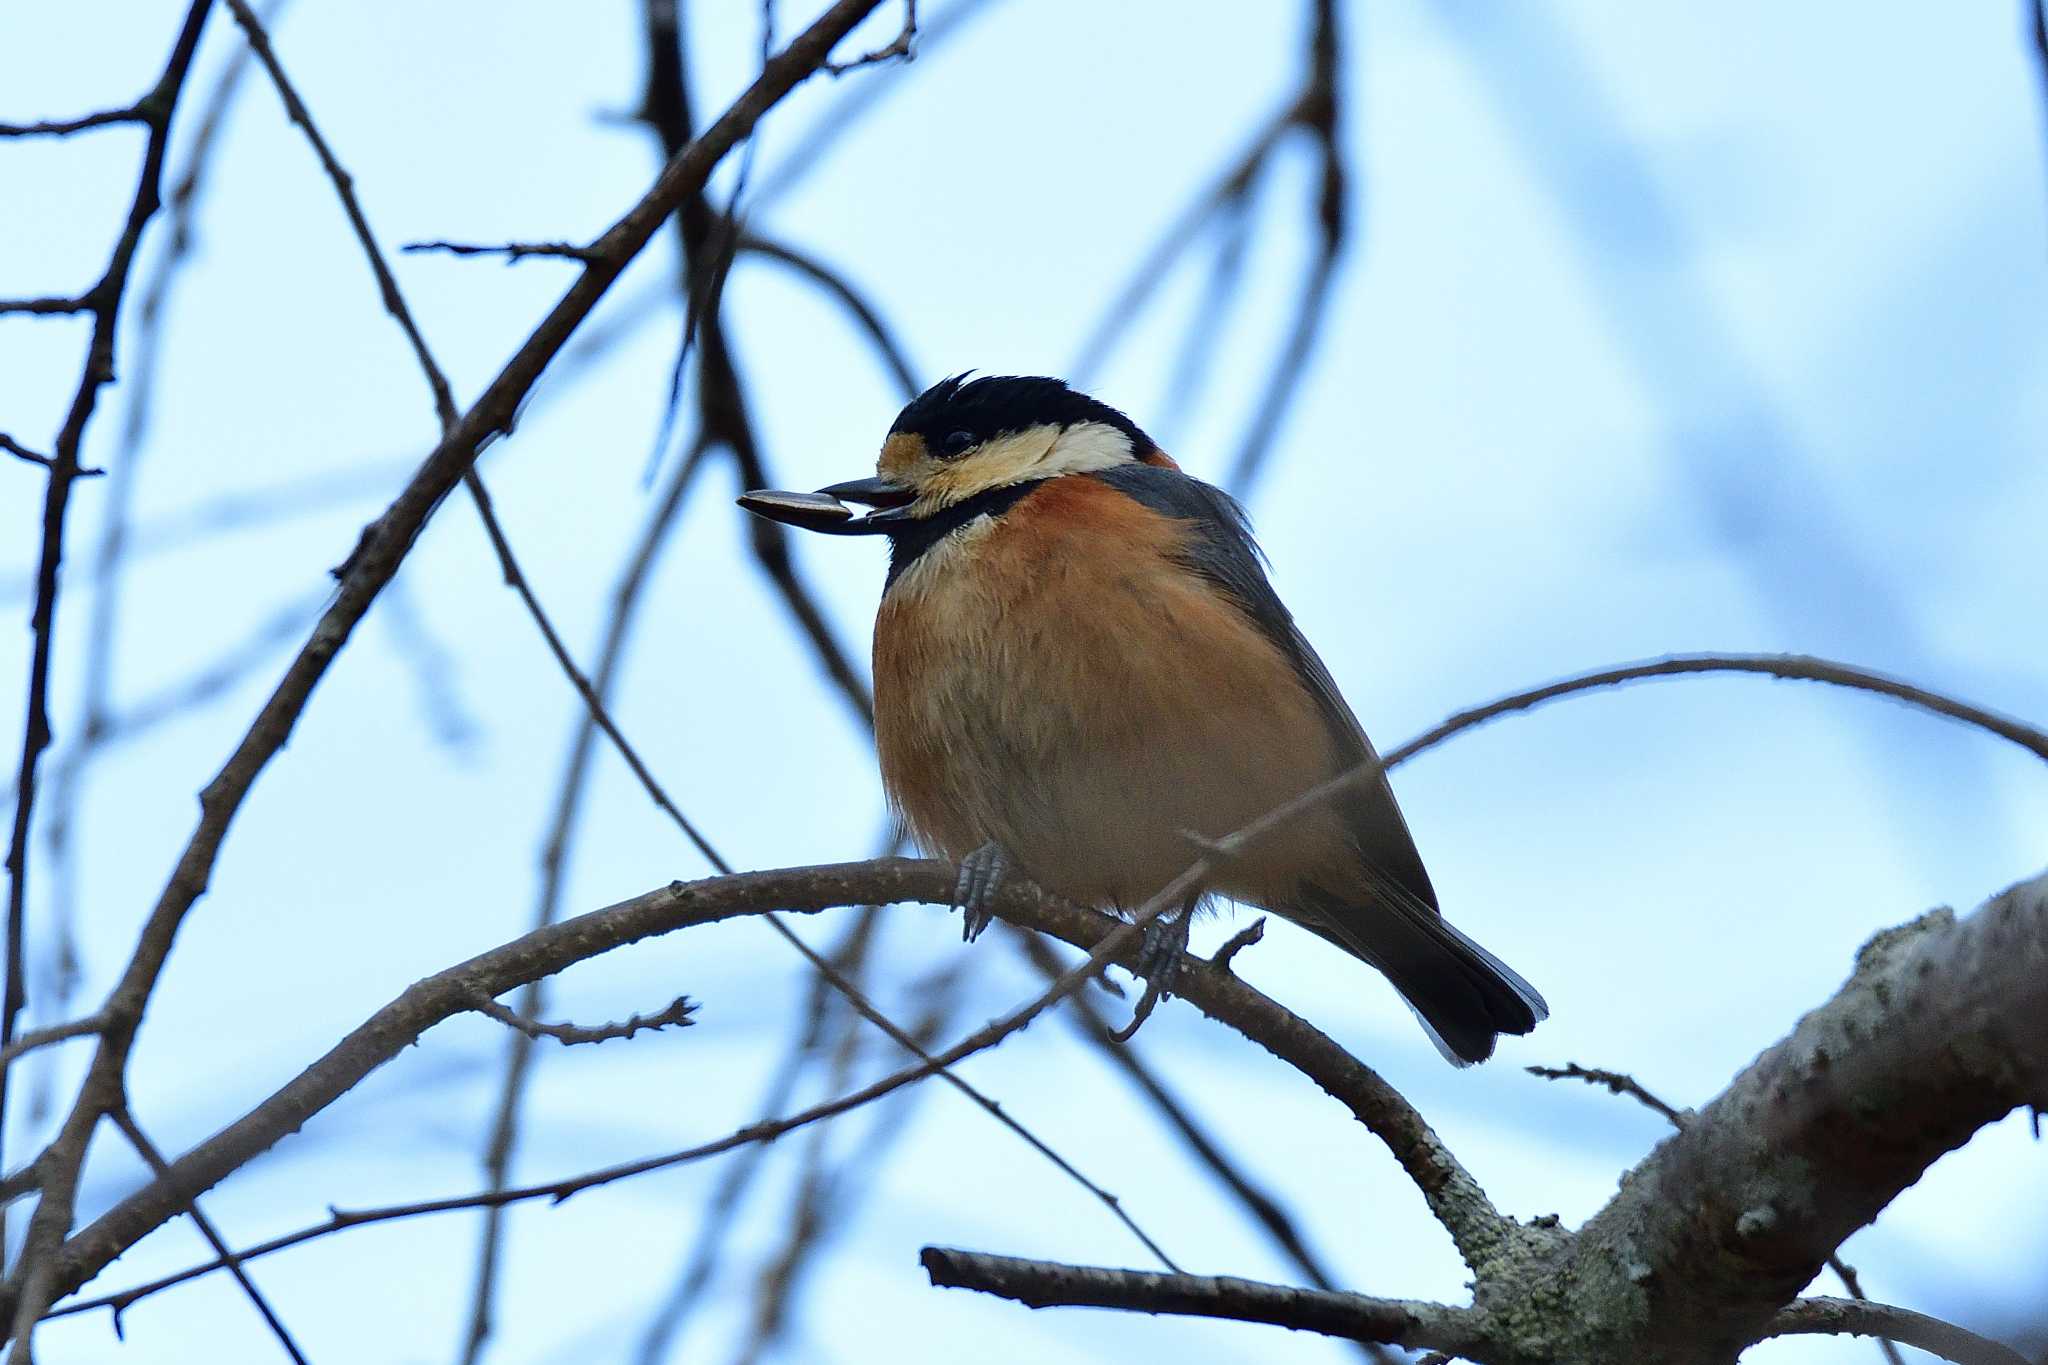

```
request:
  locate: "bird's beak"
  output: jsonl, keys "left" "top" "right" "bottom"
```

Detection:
{"left": 737, "top": 476, "right": 915, "bottom": 536}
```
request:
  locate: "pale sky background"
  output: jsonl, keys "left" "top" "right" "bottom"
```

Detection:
{"left": 2, "top": 2, "right": 2046, "bottom": 1361}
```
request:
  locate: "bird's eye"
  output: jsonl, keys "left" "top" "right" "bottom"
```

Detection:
{"left": 938, "top": 429, "right": 976, "bottom": 459}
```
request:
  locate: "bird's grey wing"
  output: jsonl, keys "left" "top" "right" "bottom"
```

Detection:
{"left": 1085, "top": 463, "right": 1436, "bottom": 908}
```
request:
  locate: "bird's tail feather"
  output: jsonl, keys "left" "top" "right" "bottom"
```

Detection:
{"left": 1297, "top": 877, "right": 1547, "bottom": 1066}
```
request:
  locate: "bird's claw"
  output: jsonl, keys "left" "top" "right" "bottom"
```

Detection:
{"left": 951, "top": 842, "right": 1011, "bottom": 942}
{"left": 1111, "top": 908, "right": 1193, "bottom": 1041}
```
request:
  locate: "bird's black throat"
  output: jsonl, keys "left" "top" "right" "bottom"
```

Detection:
{"left": 883, "top": 479, "right": 1045, "bottom": 587}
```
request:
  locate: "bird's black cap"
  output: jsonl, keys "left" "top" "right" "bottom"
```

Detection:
{"left": 889, "top": 374, "right": 1156, "bottom": 459}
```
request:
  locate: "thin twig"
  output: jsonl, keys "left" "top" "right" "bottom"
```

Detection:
{"left": 920, "top": 1247, "right": 1483, "bottom": 1355}
{"left": 824, "top": 0, "right": 916, "bottom": 73}
{"left": 0, "top": 1017, "right": 104, "bottom": 1072}
{"left": 222, "top": 0, "right": 458, "bottom": 429}
{"left": 0, "top": 298, "right": 91, "bottom": 316}
{"left": 759, "top": 912, "right": 1181, "bottom": 1270}
{"left": 0, "top": 108, "right": 145, "bottom": 138}
{"left": 737, "top": 233, "right": 920, "bottom": 398}
{"left": 1226, "top": 0, "right": 1345, "bottom": 499}
{"left": 729, "top": 958, "right": 958, "bottom": 1365}
{"left": 36, "top": 0, "right": 289, "bottom": 1131}
{"left": 107, "top": 1107, "right": 308, "bottom": 1363}
{"left": 4, "top": 0, "right": 890, "bottom": 1345}
{"left": 752, "top": 0, "right": 1000, "bottom": 209}
{"left": 1762, "top": 1297, "right": 2027, "bottom": 1365}
{"left": 631, "top": 912, "right": 879, "bottom": 1364}
{"left": 1, "top": 0, "right": 219, "bottom": 1292}
{"left": 0, "top": 462, "right": 414, "bottom": 605}
{"left": 0, "top": 438, "right": 66, "bottom": 471}
{"left": 1014, "top": 930, "right": 1396, "bottom": 1365}
{"left": 1384, "top": 653, "right": 2048, "bottom": 770}
{"left": 43, "top": 848, "right": 1491, "bottom": 1318}
{"left": 2026, "top": 0, "right": 2048, "bottom": 249}
{"left": 399, "top": 239, "right": 598, "bottom": 263}
{"left": 469, "top": 993, "right": 696, "bottom": 1046}
{"left": 1526, "top": 1062, "right": 1684, "bottom": 1125}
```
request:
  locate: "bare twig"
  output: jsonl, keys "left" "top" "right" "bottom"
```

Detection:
{"left": 376, "top": 576, "right": 482, "bottom": 753}
{"left": 824, "top": 0, "right": 916, "bottom": 73}
{"left": 753, "top": 0, "right": 1000, "bottom": 209}
{"left": 222, "top": 0, "right": 457, "bottom": 429}
{"left": 1226, "top": 0, "right": 1345, "bottom": 499}
{"left": 738, "top": 233, "right": 920, "bottom": 398}
{"left": 457, "top": 438, "right": 716, "bottom": 1364}
{"left": 54, "top": 864, "right": 1184, "bottom": 1318}
{"left": 1762, "top": 1297, "right": 2028, "bottom": 1365}
{"left": 1829, "top": 1260, "right": 1909, "bottom": 1365}
{"left": 919, "top": 1248, "right": 1483, "bottom": 1354}
{"left": 36, "top": 0, "right": 288, "bottom": 1120}
{"left": 204, "top": 15, "right": 897, "bottom": 1360}
{"left": 1069, "top": 107, "right": 1291, "bottom": 385}
{"left": 0, "top": 298, "right": 91, "bottom": 317}
{"left": 42, "top": 834, "right": 1474, "bottom": 1316}
{"left": 0, "top": 438, "right": 71, "bottom": 472}
{"left": 1071, "top": 0, "right": 1342, "bottom": 410}
{"left": 96, "top": 591, "right": 325, "bottom": 743}
{"left": 729, "top": 959, "right": 958, "bottom": 1365}
{"left": 37, "top": 865, "right": 2048, "bottom": 1365}
{"left": 4, "top": 0, "right": 890, "bottom": 1346}
{"left": 632, "top": 914, "right": 879, "bottom": 1364}
{"left": 758, "top": 912, "right": 1180, "bottom": 1270}
{"left": 1, "top": 0, "right": 219, "bottom": 1283}
{"left": 0, "top": 1017, "right": 104, "bottom": 1072}
{"left": 1526, "top": 1062, "right": 1684, "bottom": 1125}
{"left": 2033, "top": 0, "right": 2048, "bottom": 237}
{"left": 400, "top": 239, "right": 599, "bottom": 263}
{"left": 469, "top": 992, "right": 696, "bottom": 1046}
{"left": 0, "top": 463, "right": 415, "bottom": 605}
{"left": 1014, "top": 930, "right": 1395, "bottom": 1365}
{"left": 1384, "top": 653, "right": 2048, "bottom": 770}
{"left": 918, "top": 1248, "right": 2028, "bottom": 1365}
{"left": 0, "top": 108, "right": 146, "bottom": 138}
{"left": 107, "top": 1107, "right": 307, "bottom": 1363}
{"left": 1210, "top": 917, "right": 1267, "bottom": 974}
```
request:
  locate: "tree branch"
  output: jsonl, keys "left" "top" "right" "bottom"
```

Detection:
{"left": 2, "top": 0, "right": 219, "bottom": 1303}
{"left": 1761, "top": 1297, "right": 2028, "bottom": 1365}
{"left": 1384, "top": 652, "right": 2048, "bottom": 769}
{"left": 38, "top": 853, "right": 1470, "bottom": 1316}
{"left": 1568, "top": 875, "right": 2048, "bottom": 1358}
{"left": 1, "top": 0, "right": 888, "bottom": 1346}
{"left": 918, "top": 1247, "right": 1486, "bottom": 1355}
{"left": 106, "top": 1107, "right": 307, "bottom": 1364}
{"left": 468, "top": 992, "right": 697, "bottom": 1046}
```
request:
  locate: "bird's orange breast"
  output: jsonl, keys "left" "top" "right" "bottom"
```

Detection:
{"left": 873, "top": 477, "right": 1351, "bottom": 910}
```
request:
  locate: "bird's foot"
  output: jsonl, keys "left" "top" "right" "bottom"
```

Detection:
{"left": 1111, "top": 906, "right": 1194, "bottom": 1041}
{"left": 951, "top": 842, "right": 1012, "bottom": 942}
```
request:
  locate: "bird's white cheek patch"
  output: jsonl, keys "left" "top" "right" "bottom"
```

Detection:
{"left": 1035, "top": 421, "right": 1134, "bottom": 478}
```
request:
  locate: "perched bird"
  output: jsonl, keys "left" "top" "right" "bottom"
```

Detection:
{"left": 738, "top": 375, "right": 1545, "bottom": 1063}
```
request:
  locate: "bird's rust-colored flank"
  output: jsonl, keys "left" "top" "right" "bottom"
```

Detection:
{"left": 875, "top": 476, "right": 1350, "bottom": 909}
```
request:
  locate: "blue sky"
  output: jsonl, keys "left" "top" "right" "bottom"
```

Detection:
{"left": 3, "top": 1, "right": 2046, "bottom": 1360}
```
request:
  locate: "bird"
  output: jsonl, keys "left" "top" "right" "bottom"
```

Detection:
{"left": 737, "top": 374, "right": 1546, "bottom": 1063}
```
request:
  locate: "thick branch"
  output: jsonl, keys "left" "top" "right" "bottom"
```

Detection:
{"left": 1569, "top": 872, "right": 2048, "bottom": 1359}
